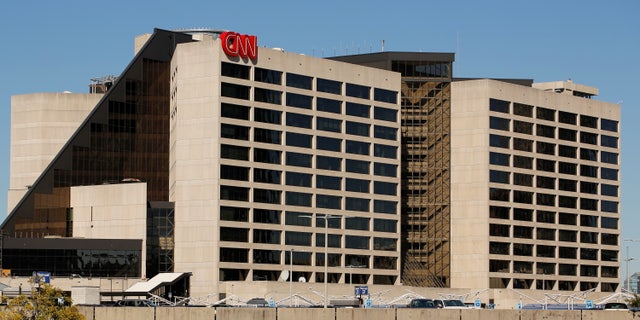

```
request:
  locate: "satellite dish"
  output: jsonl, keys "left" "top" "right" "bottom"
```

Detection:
{"left": 279, "top": 270, "right": 289, "bottom": 282}
{"left": 298, "top": 277, "right": 306, "bottom": 283}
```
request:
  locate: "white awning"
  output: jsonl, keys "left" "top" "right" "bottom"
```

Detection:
{"left": 126, "top": 272, "right": 189, "bottom": 293}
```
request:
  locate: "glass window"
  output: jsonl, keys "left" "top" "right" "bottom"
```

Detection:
{"left": 490, "top": 152, "right": 510, "bottom": 166}
{"left": 559, "top": 111, "right": 577, "bottom": 124}
{"left": 285, "top": 211, "right": 312, "bottom": 226}
{"left": 254, "top": 209, "right": 281, "bottom": 224}
{"left": 254, "top": 88, "right": 282, "bottom": 105}
{"left": 317, "top": 194, "right": 341, "bottom": 209}
{"left": 374, "top": 144, "right": 397, "bottom": 159}
{"left": 559, "top": 213, "right": 577, "bottom": 225}
{"left": 316, "top": 136, "right": 342, "bottom": 152}
{"left": 374, "top": 219, "right": 397, "bottom": 233}
{"left": 513, "top": 208, "right": 533, "bottom": 221}
{"left": 490, "top": 134, "right": 510, "bottom": 148}
{"left": 346, "top": 140, "right": 370, "bottom": 155}
{"left": 489, "top": 99, "right": 510, "bottom": 113}
{"left": 286, "top": 132, "right": 312, "bottom": 148}
{"left": 513, "top": 155, "right": 532, "bottom": 169}
{"left": 374, "top": 239, "right": 397, "bottom": 253}
{"left": 374, "top": 125, "right": 397, "bottom": 140}
{"left": 601, "top": 168, "right": 618, "bottom": 181}
{"left": 489, "top": 188, "right": 510, "bottom": 201}
{"left": 220, "top": 206, "right": 249, "bottom": 222}
{"left": 317, "top": 78, "right": 342, "bottom": 94}
{"left": 374, "top": 88, "right": 397, "bottom": 103}
{"left": 602, "top": 200, "right": 618, "bottom": 213}
{"left": 536, "top": 124, "right": 555, "bottom": 138}
{"left": 601, "top": 217, "right": 618, "bottom": 229}
{"left": 254, "top": 148, "right": 281, "bottom": 164}
{"left": 221, "top": 124, "right": 249, "bottom": 140}
{"left": 317, "top": 98, "right": 341, "bottom": 114}
{"left": 537, "top": 193, "right": 555, "bottom": 206}
{"left": 254, "top": 107, "right": 282, "bottom": 124}
{"left": 346, "top": 159, "right": 369, "bottom": 174}
{"left": 559, "top": 196, "right": 577, "bottom": 208}
{"left": 316, "top": 175, "right": 341, "bottom": 190}
{"left": 490, "top": 170, "right": 510, "bottom": 184}
{"left": 374, "top": 181, "right": 397, "bottom": 196}
{"left": 580, "top": 181, "right": 598, "bottom": 194}
{"left": 490, "top": 117, "right": 510, "bottom": 131}
{"left": 536, "top": 107, "right": 555, "bottom": 121}
{"left": 253, "top": 250, "right": 281, "bottom": 264}
{"left": 536, "top": 176, "right": 555, "bottom": 189}
{"left": 374, "top": 108, "right": 398, "bottom": 125}
{"left": 513, "top": 120, "right": 533, "bottom": 134}
{"left": 221, "top": 103, "right": 249, "bottom": 120}
{"left": 254, "top": 128, "right": 281, "bottom": 144}
{"left": 490, "top": 206, "right": 510, "bottom": 219}
{"left": 286, "top": 73, "right": 312, "bottom": 90}
{"left": 316, "top": 156, "right": 341, "bottom": 171}
{"left": 513, "top": 173, "right": 532, "bottom": 186}
{"left": 580, "top": 164, "right": 598, "bottom": 177}
{"left": 559, "top": 230, "right": 577, "bottom": 242}
{"left": 601, "top": 135, "right": 618, "bottom": 148}
{"left": 317, "top": 117, "right": 341, "bottom": 133}
{"left": 346, "top": 83, "right": 370, "bottom": 99}
{"left": 221, "top": 62, "right": 249, "bottom": 79}
{"left": 580, "top": 148, "right": 598, "bottom": 161}
{"left": 601, "top": 151, "right": 618, "bottom": 164}
{"left": 536, "top": 159, "right": 555, "bottom": 172}
{"left": 537, "top": 211, "right": 555, "bottom": 224}
{"left": 346, "top": 121, "right": 370, "bottom": 136}
{"left": 220, "top": 248, "right": 248, "bottom": 263}
{"left": 513, "top": 103, "right": 533, "bottom": 117}
{"left": 580, "top": 214, "right": 598, "bottom": 227}
{"left": 285, "top": 191, "right": 312, "bottom": 207}
{"left": 221, "top": 144, "right": 248, "bottom": 160}
{"left": 254, "top": 189, "right": 281, "bottom": 204}
{"left": 221, "top": 83, "right": 250, "bottom": 100}
{"left": 345, "top": 236, "right": 370, "bottom": 250}
{"left": 286, "top": 171, "right": 312, "bottom": 187}
{"left": 346, "top": 102, "right": 370, "bottom": 118}
{"left": 286, "top": 112, "right": 312, "bottom": 128}
{"left": 558, "top": 145, "right": 576, "bottom": 158}
{"left": 580, "top": 198, "right": 598, "bottom": 211}
{"left": 513, "top": 226, "right": 533, "bottom": 239}
{"left": 220, "top": 186, "right": 248, "bottom": 201}
{"left": 220, "top": 165, "right": 249, "bottom": 181}
{"left": 601, "top": 118, "right": 618, "bottom": 132}
{"left": 559, "top": 162, "right": 577, "bottom": 175}
{"left": 558, "top": 128, "right": 577, "bottom": 142}
{"left": 374, "top": 200, "right": 397, "bottom": 214}
{"left": 254, "top": 168, "right": 281, "bottom": 184}
{"left": 345, "top": 197, "right": 370, "bottom": 212}
{"left": 537, "top": 244, "right": 555, "bottom": 256}
{"left": 490, "top": 224, "right": 510, "bottom": 237}
{"left": 601, "top": 184, "right": 618, "bottom": 197}
{"left": 346, "top": 178, "right": 369, "bottom": 193}
{"left": 558, "top": 179, "right": 577, "bottom": 192}
{"left": 286, "top": 152, "right": 312, "bottom": 168}
{"left": 580, "top": 132, "right": 598, "bottom": 145}
{"left": 286, "top": 93, "right": 312, "bottom": 109}
{"left": 580, "top": 115, "right": 598, "bottom": 128}
{"left": 490, "top": 242, "right": 510, "bottom": 255}
{"left": 346, "top": 217, "right": 370, "bottom": 230}
{"left": 254, "top": 67, "right": 282, "bottom": 84}
{"left": 536, "top": 141, "right": 555, "bottom": 155}
{"left": 602, "top": 233, "right": 618, "bottom": 246}
{"left": 285, "top": 231, "right": 312, "bottom": 246}
{"left": 513, "top": 191, "right": 533, "bottom": 204}
{"left": 513, "top": 138, "right": 533, "bottom": 152}
{"left": 374, "top": 162, "right": 397, "bottom": 177}
{"left": 580, "top": 231, "right": 598, "bottom": 244}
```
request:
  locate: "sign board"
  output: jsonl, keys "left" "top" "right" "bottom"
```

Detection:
{"left": 354, "top": 285, "right": 368, "bottom": 296}
{"left": 34, "top": 271, "right": 50, "bottom": 284}
{"left": 586, "top": 300, "right": 593, "bottom": 309}
{"left": 516, "top": 302, "right": 522, "bottom": 310}
{"left": 474, "top": 299, "right": 481, "bottom": 308}
{"left": 220, "top": 31, "right": 258, "bottom": 60}
{"left": 365, "top": 298, "right": 372, "bottom": 308}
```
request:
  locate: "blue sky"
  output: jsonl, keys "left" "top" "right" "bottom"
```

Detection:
{"left": 2, "top": 1, "right": 639, "bottom": 277}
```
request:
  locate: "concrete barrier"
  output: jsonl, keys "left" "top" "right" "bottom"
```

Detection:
{"left": 216, "top": 307, "right": 277, "bottom": 320}
{"left": 581, "top": 310, "right": 635, "bottom": 320}
{"left": 460, "top": 308, "right": 520, "bottom": 320}
{"left": 278, "top": 307, "right": 335, "bottom": 320}
{"left": 336, "top": 308, "right": 395, "bottom": 320}
{"left": 155, "top": 306, "right": 215, "bottom": 320}
{"left": 397, "top": 308, "right": 459, "bottom": 320}
{"left": 521, "top": 310, "right": 581, "bottom": 320}
{"left": 94, "top": 306, "right": 155, "bottom": 320}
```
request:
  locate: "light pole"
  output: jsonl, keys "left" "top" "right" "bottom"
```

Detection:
{"left": 289, "top": 249, "right": 293, "bottom": 306}
{"left": 627, "top": 256, "right": 635, "bottom": 292}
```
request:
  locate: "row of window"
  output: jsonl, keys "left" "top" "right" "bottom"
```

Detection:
{"left": 220, "top": 248, "right": 397, "bottom": 270}
{"left": 222, "top": 165, "right": 397, "bottom": 194}
{"left": 490, "top": 152, "right": 619, "bottom": 181}
{"left": 489, "top": 170, "right": 619, "bottom": 196}
{"left": 490, "top": 116, "right": 618, "bottom": 148}
{"left": 220, "top": 228, "right": 397, "bottom": 250}
{"left": 490, "top": 260, "right": 617, "bottom": 278}
{"left": 222, "top": 144, "right": 398, "bottom": 178}
{"left": 489, "top": 99, "right": 618, "bottom": 132}
{"left": 489, "top": 224, "right": 617, "bottom": 245}
{"left": 489, "top": 133, "right": 618, "bottom": 164}
{"left": 489, "top": 188, "right": 618, "bottom": 213}
{"left": 222, "top": 103, "right": 398, "bottom": 138}
{"left": 490, "top": 277, "right": 617, "bottom": 292}
{"left": 222, "top": 62, "right": 398, "bottom": 104}
{"left": 489, "top": 206, "right": 618, "bottom": 228}
{"left": 489, "top": 242, "right": 618, "bottom": 261}
{"left": 222, "top": 124, "right": 398, "bottom": 159}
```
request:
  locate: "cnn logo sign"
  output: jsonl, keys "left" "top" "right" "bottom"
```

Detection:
{"left": 221, "top": 31, "right": 258, "bottom": 60}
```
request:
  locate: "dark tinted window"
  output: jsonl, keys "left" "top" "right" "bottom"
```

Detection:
{"left": 601, "top": 119, "right": 618, "bottom": 132}
{"left": 580, "top": 115, "right": 598, "bottom": 128}
{"left": 286, "top": 112, "right": 312, "bottom": 128}
{"left": 490, "top": 152, "right": 510, "bottom": 166}
{"left": 346, "top": 121, "right": 370, "bottom": 136}
{"left": 536, "top": 107, "right": 555, "bottom": 121}
{"left": 286, "top": 73, "right": 312, "bottom": 89}
{"left": 316, "top": 136, "right": 342, "bottom": 152}
{"left": 317, "top": 98, "right": 341, "bottom": 114}
{"left": 286, "top": 152, "right": 312, "bottom": 167}
{"left": 286, "top": 172, "right": 312, "bottom": 187}
{"left": 221, "top": 83, "right": 250, "bottom": 99}
{"left": 254, "top": 108, "right": 282, "bottom": 124}
{"left": 254, "top": 88, "right": 282, "bottom": 105}
{"left": 316, "top": 175, "right": 341, "bottom": 190}
{"left": 316, "top": 156, "right": 341, "bottom": 171}
{"left": 490, "top": 117, "right": 510, "bottom": 131}
{"left": 221, "top": 62, "right": 249, "bottom": 79}
{"left": 374, "top": 107, "right": 397, "bottom": 122}
{"left": 490, "top": 99, "right": 509, "bottom": 113}
{"left": 254, "top": 67, "right": 282, "bottom": 84}
{"left": 374, "top": 144, "right": 397, "bottom": 159}
{"left": 346, "top": 159, "right": 369, "bottom": 174}
{"left": 317, "top": 78, "right": 342, "bottom": 94}
{"left": 559, "top": 111, "right": 577, "bottom": 124}
{"left": 374, "top": 88, "right": 397, "bottom": 103}
{"left": 254, "top": 128, "right": 281, "bottom": 144}
{"left": 221, "top": 103, "right": 249, "bottom": 120}
{"left": 346, "top": 83, "right": 370, "bottom": 99}
{"left": 317, "top": 117, "right": 341, "bottom": 133}
{"left": 374, "top": 125, "right": 397, "bottom": 140}
{"left": 221, "top": 124, "right": 249, "bottom": 140}
{"left": 254, "top": 148, "right": 281, "bottom": 164}
{"left": 513, "top": 103, "right": 533, "bottom": 117}
{"left": 221, "top": 144, "right": 248, "bottom": 160}
{"left": 346, "top": 140, "right": 370, "bottom": 155}
{"left": 346, "top": 102, "right": 370, "bottom": 118}
{"left": 286, "top": 132, "right": 312, "bottom": 148}
{"left": 374, "top": 163, "right": 397, "bottom": 177}
{"left": 254, "top": 168, "right": 281, "bottom": 184}
{"left": 286, "top": 93, "right": 312, "bottom": 109}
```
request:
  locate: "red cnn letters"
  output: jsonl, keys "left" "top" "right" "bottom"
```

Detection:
{"left": 220, "top": 31, "right": 258, "bottom": 60}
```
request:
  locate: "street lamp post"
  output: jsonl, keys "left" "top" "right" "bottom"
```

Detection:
{"left": 289, "top": 249, "right": 293, "bottom": 306}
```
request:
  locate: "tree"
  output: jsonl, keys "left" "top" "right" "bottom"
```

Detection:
{"left": 627, "top": 293, "right": 640, "bottom": 308}
{"left": 0, "top": 283, "right": 85, "bottom": 320}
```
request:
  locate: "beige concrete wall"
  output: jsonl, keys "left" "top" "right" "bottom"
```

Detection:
{"left": 8, "top": 92, "right": 101, "bottom": 213}
{"left": 70, "top": 183, "right": 148, "bottom": 276}
{"left": 75, "top": 306, "right": 638, "bottom": 320}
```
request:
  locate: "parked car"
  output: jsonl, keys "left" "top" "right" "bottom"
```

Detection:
{"left": 408, "top": 298, "right": 436, "bottom": 308}
{"left": 603, "top": 302, "right": 629, "bottom": 310}
{"left": 433, "top": 299, "right": 468, "bottom": 309}
{"left": 115, "top": 299, "right": 156, "bottom": 307}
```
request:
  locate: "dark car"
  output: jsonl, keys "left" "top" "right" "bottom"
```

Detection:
{"left": 408, "top": 298, "right": 436, "bottom": 308}
{"left": 603, "top": 302, "right": 629, "bottom": 310}
{"left": 115, "top": 299, "right": 156, "bottom": 307}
